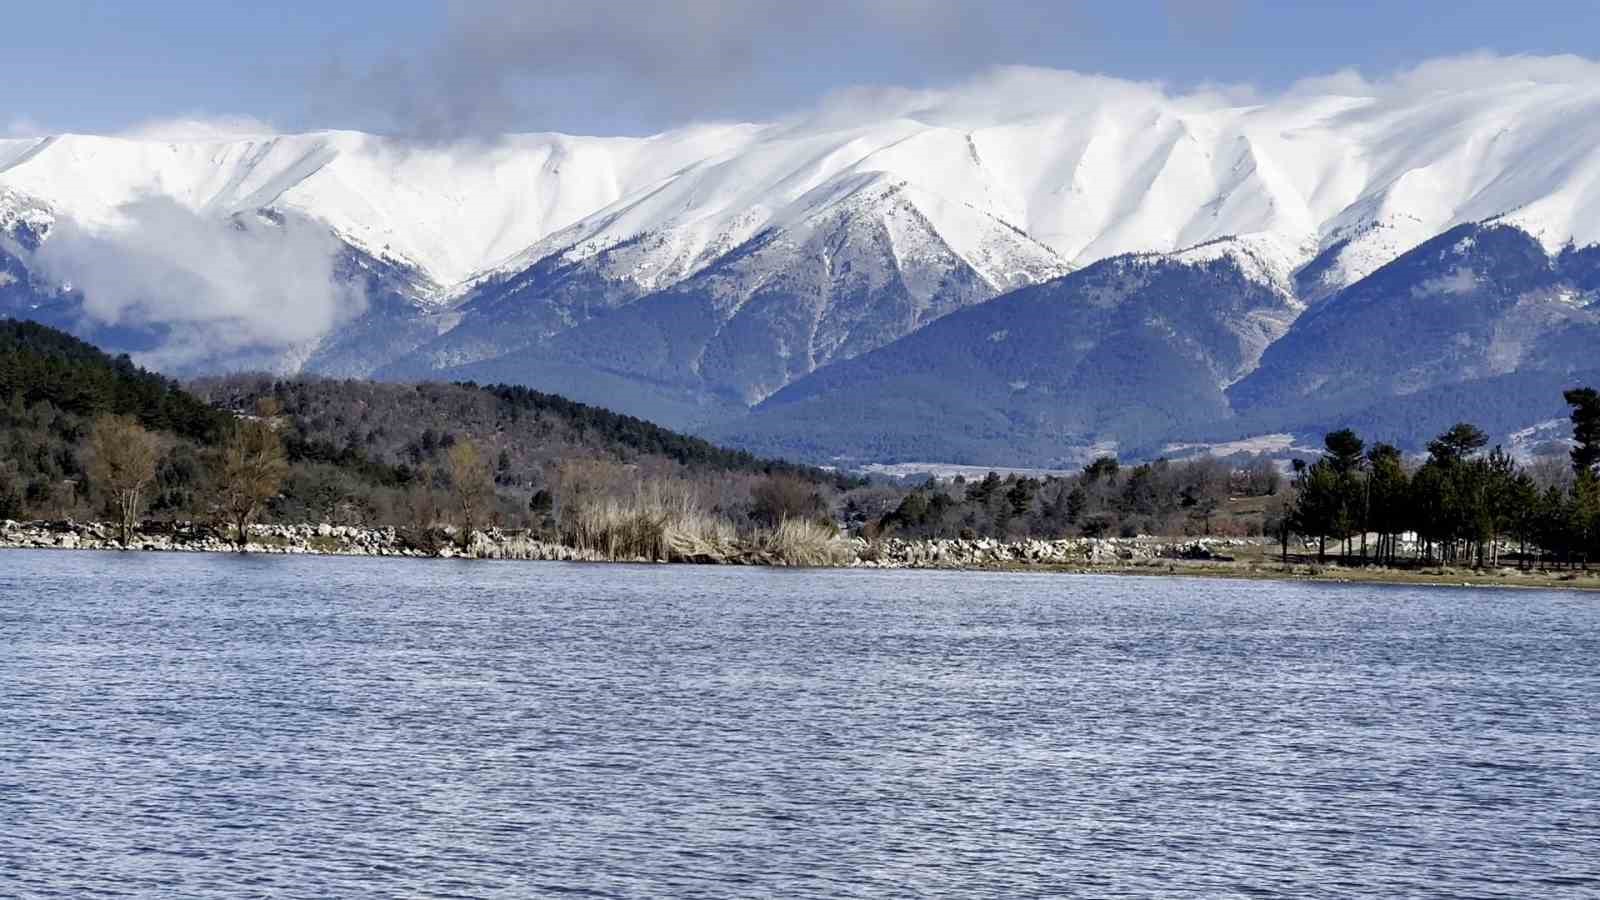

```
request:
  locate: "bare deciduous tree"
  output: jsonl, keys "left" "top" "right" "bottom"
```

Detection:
{"left": 212, "top": 417, "right": 288, "bottom": 550}
{"left": 397, "top": 464, "right": 448, "bottom": 554}
{"left": 86, "top": 414, "right": 162, "bottom": 546}
{"left": 749, "top": 473, "right": 829, "bottom": 527}
{"left": 447, "top": 439, "right": 495, "bottom": 549}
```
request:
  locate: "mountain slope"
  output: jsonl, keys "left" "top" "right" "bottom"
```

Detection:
{"left": 418, "top": 175, "right": 1069, "bottom": 427}
{"left": 705, "top": 241, "right": 1300, "bottom": 465}
{"left": 1229, "top": 222, "right": 1600, "bottom": 423}
{"left": 1, "top": 188, "right": 442, "bottom": 376}
{"left": 367, "top": 67, "right": 1600, "bottom": 413}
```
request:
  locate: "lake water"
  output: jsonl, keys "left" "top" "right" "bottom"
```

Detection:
{"left": 1, "top": 550, "right": 1597, "bottom": 898}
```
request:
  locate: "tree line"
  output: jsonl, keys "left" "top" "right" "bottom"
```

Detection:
{"left": 0, "top": 321, "right": 857, "bottom": 551}
{"left": 866, "top": 454, "right": 1286, "bottom": 541}
{"left": 1287, "top": 388, "right": 1600, "bottom": 568}
{"left": 8, "top": 320, "right": 1598, "bottom": 566}
{"left": 80, "top": 403, "right": 289, "bottom": 548}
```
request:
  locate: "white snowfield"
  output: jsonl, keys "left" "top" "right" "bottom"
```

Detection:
{"left": 4, "top": 62, "right": 1600, "bottom": 297}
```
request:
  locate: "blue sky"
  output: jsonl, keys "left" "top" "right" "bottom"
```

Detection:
{"left": 6, "top": 0, "right": 1600, "bottom": 137}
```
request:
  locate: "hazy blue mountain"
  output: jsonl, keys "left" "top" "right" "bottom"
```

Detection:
{"left": 705, "top": 222, "right": 1600, "bottom": 464}
{"left": 297, "top": 247, "right": 450, "bottom": 378}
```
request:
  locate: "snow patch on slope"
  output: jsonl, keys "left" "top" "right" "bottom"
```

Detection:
{"left": 0, "top": 187, "right": 54, "bottom": 241}
{"left": 1169, "top": 232, "right": 1311, "bottom": 298}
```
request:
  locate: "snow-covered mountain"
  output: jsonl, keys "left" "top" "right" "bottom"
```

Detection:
{"left": 9, "top": 67, "right": 1600, "bottom": 305}
{"left": 710, "top": 221, "right": 1600, "bottom": 466}
{"left": 8, "top": 62, "right": 1600, "bottom": 459}
{"left": 385, "top": 172, "right": 1071, "bottom": 422}
{"left": 0, "top": 125, "right": 758, "bottom": 286}
{"left": 1228, "top": 223, "right": 1600, "bottom": 441}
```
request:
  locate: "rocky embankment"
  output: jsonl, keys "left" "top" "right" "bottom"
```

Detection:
{"left": 0, "top": 520, "right": 601, "bottom": 561}
{"left": 0, "top": 519, "right": 1257, "bottom": 569}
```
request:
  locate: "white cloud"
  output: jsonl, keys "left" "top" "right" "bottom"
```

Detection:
{"left": 1412, "top": 268, "right": 1480, "bottom": 298}
{"left": 33, "top": 199, "right": 364, "bottom": 368}
{"left": 117, "top": 114, "right": 277, "bottom": 142}
{"left": 793, "top": 66, "right": 1208, "bottom": 133}
{"left": 798, "top": 53, "right": 1600, "bottom": 137}
{"left": 1289, "top": 52, "right": 1600, "bottom": 101}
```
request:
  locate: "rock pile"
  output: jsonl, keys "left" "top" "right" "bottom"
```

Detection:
{"left": 0, "top": 520, "right": 598, "bottom": 561}
{"left": 849, "top": 536, "right": 1253, "bottom": 569}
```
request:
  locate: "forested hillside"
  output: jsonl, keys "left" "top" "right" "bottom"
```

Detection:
{"left": 0, "top": 320, "right": 228, "bottom": 442}
{"left": 0, "top": 321, "right": 853, "bottom": 540}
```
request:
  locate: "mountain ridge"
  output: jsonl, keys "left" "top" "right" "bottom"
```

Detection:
{"left": 12, "top": 68, "right": 1600, "bottom": 299}
{"left": 10, "top": 64, "right": 1600, "bottom": 463}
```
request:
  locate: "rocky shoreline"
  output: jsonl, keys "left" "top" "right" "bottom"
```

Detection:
{"left": 9, "top": 519, "right": 1598, "bottom": 591}
{"left": 0, "top": 520, "right": 602, "bottom": 561}
{"left": 0, "top": 519, "right": 1251, "bottom": 569}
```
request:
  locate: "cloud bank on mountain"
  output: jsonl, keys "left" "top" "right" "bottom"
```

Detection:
{"left": 33, "top": 200, "right": 365, "bottom": 368}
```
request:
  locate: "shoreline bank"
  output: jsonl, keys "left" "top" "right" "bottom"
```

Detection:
{"left": 4, "top": 519, "right": 1598, "bottom": 592}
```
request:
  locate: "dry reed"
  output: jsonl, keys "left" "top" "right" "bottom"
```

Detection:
{"left": 559, "top": 480, "right": 850, "bottom": 566}
{"left": 561, "top": 480, "right": 738, "bottom": 562}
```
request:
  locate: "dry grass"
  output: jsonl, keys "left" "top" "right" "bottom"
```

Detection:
{"left": 559, "top": 480, "right": 850, "bottom": 566}
{"left": 744, "top": 518, "right": 853, "bottom": 567}
{"left": 561, "top": 481, "right": 737, "bottom": 562}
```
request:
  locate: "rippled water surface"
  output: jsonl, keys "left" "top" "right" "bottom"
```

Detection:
{"left": 2, "top": 551, "right": 1599, "bottom": 897}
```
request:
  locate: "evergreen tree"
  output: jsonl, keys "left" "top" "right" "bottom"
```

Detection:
{"left": 1082, "top": 456, "right": 1120, "bottom": 484}
{"left": 1291, "top": 458, "right": 1341, "bottom": 561}
{"left": 1324, "top": 429, "right": 1365, "bottom": 475}
{"left": 1428, "top": 423, "right": 1488, "bottom": 465}
{"left": 1065, "top": 486, "right": 1087, "bottom": 525}
{"left": 1574, "top": 471, "right": 1600, "bottom": 569}
{"left": 1365, "top": 443, "right": 1409, "bottom": 565}
{"left": 1505, "top": 471, "right": 1541, "bottom": 568}
{"left": 1564, "top": 387, "right": 1600, "bottom": 476}
{"left": 1482, "top": 447, "right": 1519, "bottom": 566}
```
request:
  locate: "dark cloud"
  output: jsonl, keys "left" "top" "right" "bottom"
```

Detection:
{"left": 317, "top": 0, "right": 1083, "bottom": 139}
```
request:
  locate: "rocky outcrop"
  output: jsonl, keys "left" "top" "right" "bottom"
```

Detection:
{"left": 2, "top": 519, "right": 1257, "bottom": 570}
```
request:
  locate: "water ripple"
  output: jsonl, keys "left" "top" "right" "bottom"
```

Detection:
{"left": 1, "top": 552, "right": 1598, "bottom": 897}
